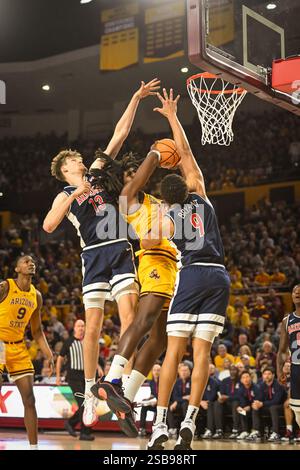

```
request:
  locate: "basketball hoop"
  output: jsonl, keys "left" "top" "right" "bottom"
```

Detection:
{"left": 187, "top": 72, "right": 247, "bottom": 146}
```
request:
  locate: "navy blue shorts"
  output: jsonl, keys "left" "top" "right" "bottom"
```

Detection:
{"left": 81, "top": 240, "right": 138, "bottom": 306}
{"left": 167, "top": 264, "right": 230, "bottom": 338}
{"left": 290, "top": 364, "right": 300, "bottom": 411}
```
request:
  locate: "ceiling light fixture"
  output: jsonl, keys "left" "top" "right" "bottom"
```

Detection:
{"left": 266, "top": 3, "right": 277, "bottom": 10}
{"left": 42, "top": 84, "right": 50, "bottom": 91}
{"left": 181, "top": 67, "right": 189, "bottom": 73}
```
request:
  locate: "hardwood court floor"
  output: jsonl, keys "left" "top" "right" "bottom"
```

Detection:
{"left": 0, "top": 430, "right": 298, "bottom": 450}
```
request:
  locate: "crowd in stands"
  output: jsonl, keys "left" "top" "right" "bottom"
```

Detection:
{"left": 0, "top": 109, "right": 299, "bottom": 198}
{"left": 223, "top": 198, "right": 299, "bottom": 295}
{"left": 0, "top": 109, "right": 299, "bottom": 441}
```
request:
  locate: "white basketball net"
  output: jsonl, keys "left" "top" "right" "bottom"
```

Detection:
{"left": 187, "top": 73, "right": 247, "bottom": 146}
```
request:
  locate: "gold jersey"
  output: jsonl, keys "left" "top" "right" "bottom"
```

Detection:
{"left": 0, "top": 279, "right": 38, "bottom": 342}
{"left": 124, "top": 193, "right": 177, "bottom": 259}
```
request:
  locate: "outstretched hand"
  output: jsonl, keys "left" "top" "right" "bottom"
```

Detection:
{"left": 136, "top": 78, "right": 161, "bottom": 99}
{"left": 154, "top": 88, "right": 180, "bottom": 118}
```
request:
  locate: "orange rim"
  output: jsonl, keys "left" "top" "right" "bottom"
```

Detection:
{"left": 187, "top": 72, "right": 246, "bottom": 95}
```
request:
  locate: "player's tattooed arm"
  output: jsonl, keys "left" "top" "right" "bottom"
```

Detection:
{"left": 0, "top": 281, "right": 8, "bottom": 303}
{"left": 276, "top": 316, "right": 289, "bottom": 384}
{"left": 102, "top": 78, "right": 161, "bottom": 162}
{"left": 154, "top": 88, "right": 207, "bottom": 198}
{"left": 120, "top": 150, "right": 161, "bottom": 213}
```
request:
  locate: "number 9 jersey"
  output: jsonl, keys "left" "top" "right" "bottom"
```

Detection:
{"left": 166, "top": 193, "right": 225, "bottom": 267}
{"left": 0, "top": 279, "right": 37, "bottom": 342}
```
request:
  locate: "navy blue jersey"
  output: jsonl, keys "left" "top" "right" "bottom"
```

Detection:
{"left": 167, "top": 193, "right": 224, "bottom": 267}
{"left": 63, "top": 184, "right": 125, "bottom": 248}
{"left": 287, "top": 312, "right": 300, "bottom": 366}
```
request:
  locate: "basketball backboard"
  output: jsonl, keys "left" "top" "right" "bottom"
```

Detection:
{"left": 187, "top": 0, "right": 300, "bottom": 115}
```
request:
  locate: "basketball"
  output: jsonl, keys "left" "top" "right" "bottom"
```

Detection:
{"left": 154, "top": 138, "right": 181, "bottom": 169}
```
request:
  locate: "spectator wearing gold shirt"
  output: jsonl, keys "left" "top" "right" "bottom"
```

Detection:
{"left": 270, "top": 267, "right": 287, "bottom": 286}
{"left": 230, "top": 274, "right": 244, "bottom": 291}
{"left": 231, "top": 304, "right": 251, "bottom": 329}
{"left": 235, "top": 345, "right": 256, "bottom": 367}
{"left": 254, "top": 266, "right": 270, "bottom": 286}
{"left": 214, "top": 344, "right": 235, "bottom": 371}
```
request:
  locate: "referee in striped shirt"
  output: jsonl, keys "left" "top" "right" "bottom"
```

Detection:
{"left": 56, "top": 319, "right": 94, "bottom": 441}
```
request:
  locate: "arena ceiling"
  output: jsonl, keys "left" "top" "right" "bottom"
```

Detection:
{"left": 0, "top": 0, "right": 106, "bottom": 62}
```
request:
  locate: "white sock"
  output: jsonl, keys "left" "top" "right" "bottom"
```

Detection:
{"left": 85, "top": 378, "right": 95, "bottom": 394}
{"left": 122, "top": 374, "right": 131, "bottom": 387}
{"left": 124, "top": 370, "right": 146, "bottom": 401}
{"left": 30, "top": 444, "right": 38, "bottom": 450}
{"left": 154, "top": 406, "right": 168, "bottom": 425}
{"left": 287, "top": 424, "right": 293, "bottom": 432}
{"left": 184, "top": 405, "right": 199, "bottom": 424}
{"left": 105, "top": 355, "right": 128, "bottom": 383}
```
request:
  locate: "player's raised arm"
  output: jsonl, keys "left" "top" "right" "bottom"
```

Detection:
{"left": 276, "top": 316, "right": 289, "bottom": 384}
{"left": 43, "top": 181, "right": 91, "bottom": 233}
{"left": 30, "top": 291, "right": 54, "bottom": 377}
{"left": 90, "top": 79, "right": 160, "bottom": 171}
{"left": 120, "top": 149, "right": 161, "bottom": 213}
{"left": 154, "top": 88, "right": 206, "bottom": 198}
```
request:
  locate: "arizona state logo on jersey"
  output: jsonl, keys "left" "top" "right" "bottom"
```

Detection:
{"left": 149, "top": 269, "right": 160, "bottom": 280}
{"left": 0, "top": 279, "right": 37, "bottom": 342}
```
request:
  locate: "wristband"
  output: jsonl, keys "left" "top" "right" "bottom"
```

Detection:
{"left": 150, "top": 149, "right": 161, "bottom": 162}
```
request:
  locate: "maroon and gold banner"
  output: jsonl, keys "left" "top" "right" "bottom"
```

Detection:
{"left": 144, "top": 0, "right": 185, "bottom": 63}
{"left": 100, "top": 2, "right": 139, "bottom": 71}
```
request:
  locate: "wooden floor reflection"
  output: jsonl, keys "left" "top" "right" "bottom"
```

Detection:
{"left": 0, "top": 430, "right": 298, "bottom": 450}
